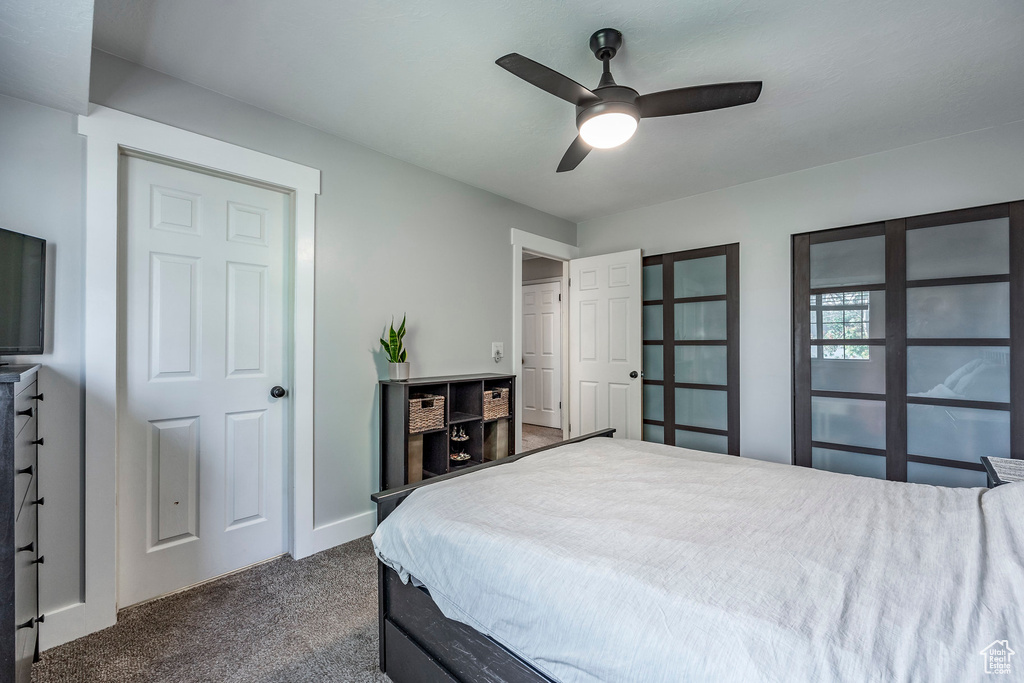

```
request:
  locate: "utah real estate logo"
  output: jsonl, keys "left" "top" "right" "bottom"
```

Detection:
{"left": 980, "top": 640, "right": 1015, "bottom": 675}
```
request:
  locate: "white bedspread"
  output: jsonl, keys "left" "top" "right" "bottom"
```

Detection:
{"left": 372, "top": 438, "right": 1024, "bottom": 683}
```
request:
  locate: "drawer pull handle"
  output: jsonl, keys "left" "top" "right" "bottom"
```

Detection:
{"left": 31, "top": 438, "right": 44, "bottom": 446}
{"left": 16, "top": 407, "right": 33, "bottom": 418}
{"left": 17, "top": 542, "right": 34, "bottom": 553}
{"left": 16, "top": 619, "right": 33, "bottom": 630}
{"left": 16, "top": 465, "right": 32, "bottom": 476}
{"left": 31, "top": 556, "right": 44, "bottom": 565}
{"left": 31, "top": 497, "right": 44, "bottom": 506}
{"left": 31, "top": 393, "right": 43, "bottom": 401}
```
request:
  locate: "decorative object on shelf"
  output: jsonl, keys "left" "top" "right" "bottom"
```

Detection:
{"left": 483, "top": 387, "right": 510, "bottom": 419}
{"left": 380, "top": 314, "right": 410, "bottom": 381}
{"left": 409, "top": 393, "right": 445, "bottom": 433}
{"left": 450, "top": 425, "right": 471, "bottom": 464}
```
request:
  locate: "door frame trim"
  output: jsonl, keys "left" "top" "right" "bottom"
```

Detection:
{"left": 67, "top": 106, "right": 320, "bottom": 649}
{"left": 511, "top": 229, "right": 578, "bottom": 453}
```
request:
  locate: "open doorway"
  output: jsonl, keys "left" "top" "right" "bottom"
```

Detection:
{"left": 521, "top": 252, "right": 568, "bottom": 450}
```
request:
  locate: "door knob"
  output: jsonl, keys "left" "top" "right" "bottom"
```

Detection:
{"left": 629, "top": 371, "right": 639, "bottom": 379}
{"left": 270, "top": 386, "right": 288, "bottom": 399}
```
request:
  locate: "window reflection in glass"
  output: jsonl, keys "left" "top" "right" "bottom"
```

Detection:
{"left": 810, "top": 291, "right": 872, "bottom": 359}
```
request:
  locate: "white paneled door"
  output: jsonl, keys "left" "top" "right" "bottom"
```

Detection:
{"left": 522, "top": 281, "right": 562, "bottom": 429}
{"left": 569, "top": 250, "right": 642, "bottom": 439}
{"left": 118, "top": 156, "right": 289, "bottom": 607}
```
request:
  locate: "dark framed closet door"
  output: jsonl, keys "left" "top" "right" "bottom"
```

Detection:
{"left": 641, "top": 244, "right": 739, "bottom": 455}
{"left": 793, "top": 201, "right": 1024, "bottom": 485}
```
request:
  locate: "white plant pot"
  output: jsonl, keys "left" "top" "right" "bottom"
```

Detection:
{"left": 388, "top": 362, "right": 410, "bottom": 381}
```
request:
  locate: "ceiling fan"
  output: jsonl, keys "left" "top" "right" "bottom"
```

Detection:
{"left": 496, "top": 28, "right": 762, "bottom": 172}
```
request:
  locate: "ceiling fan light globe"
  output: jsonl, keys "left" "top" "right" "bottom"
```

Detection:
{"left": 578, "top": 112, "right": 638, "bottom": 149}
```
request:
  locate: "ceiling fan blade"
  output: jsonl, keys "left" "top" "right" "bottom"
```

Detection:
{"left": 496, "top": 53, "right": 600, "bottom": 107}
{"left": 556, "top": 136, "right": 591, "bottom": 173}
{"left": 637, "top": 81, "right": 762, "bottom": 118}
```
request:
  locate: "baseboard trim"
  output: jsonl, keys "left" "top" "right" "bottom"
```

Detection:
{"left": 292, "top": 509, "right": 376, "bottom": 559}
{"left": 38, "top": 601, "right": 114, "bottom": 652}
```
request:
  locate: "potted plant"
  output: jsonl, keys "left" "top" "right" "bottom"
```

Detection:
{"left": 380, "top": 315, "right": 409, "bottom": 380}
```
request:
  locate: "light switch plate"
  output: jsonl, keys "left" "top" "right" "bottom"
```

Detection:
{"left": 492, "top": 342, "right": 504, "bottom": 359}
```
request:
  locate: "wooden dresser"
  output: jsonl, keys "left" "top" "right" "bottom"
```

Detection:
{"left": 0, "top": 365, "right": 43, "bottom": 683}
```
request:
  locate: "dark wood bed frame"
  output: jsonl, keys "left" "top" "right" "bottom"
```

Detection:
{"left": 371, "top": 428, "right": 616, "bottom": 683}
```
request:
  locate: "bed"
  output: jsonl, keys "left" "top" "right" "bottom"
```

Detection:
{"left": 371, "top": 431, "right": 1024, "bottom": 683}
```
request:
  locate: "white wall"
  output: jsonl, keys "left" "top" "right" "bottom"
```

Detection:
{"left": 577, "top": 120, "right": 1024, "bottom": 464}
{"left": 0, "top": 94, "right": 86, "bottom": 613}
{"left": 523, "top": 255, "right": 563, "bottom": 281}
{"left": 0, "top": 52, "right": 575, "bottom": 640}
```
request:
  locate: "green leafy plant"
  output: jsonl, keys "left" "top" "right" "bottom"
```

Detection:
{"left": 380, "top": 315, "right": 408, "bottom": 363}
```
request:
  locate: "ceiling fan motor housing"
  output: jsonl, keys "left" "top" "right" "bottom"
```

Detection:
{"left": 575, "top": 86, "right": 640, "bottom": 131}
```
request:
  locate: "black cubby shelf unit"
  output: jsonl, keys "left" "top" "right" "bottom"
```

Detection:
{"left": 379, "top": 373, "right": 515, "bottom": 490}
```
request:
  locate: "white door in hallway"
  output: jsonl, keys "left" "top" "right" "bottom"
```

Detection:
{"left": 569, "top": 250, "right": 642, "bottom": 439}
{"left": 522, "top": 281, "right": 562, "bottom": 429}
{"left": 119, "top": 156, "right": 290, "bottom": 607}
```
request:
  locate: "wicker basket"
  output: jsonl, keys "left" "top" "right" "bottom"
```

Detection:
{"left": 483, "top": 388, "right": 509, "bottom": 420}
{"left": 409, "top": 393, "right": 445, "bottom": 433}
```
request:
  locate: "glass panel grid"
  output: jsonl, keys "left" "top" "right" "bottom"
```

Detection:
{"left": 675, "top": 429, "right": 728, "bottom": 454}
{"left": 906, "top": 218, "right": 1009, "bottom": 281}
{"left": 675, "top": 301, "right": 727, "bottom": 340}
{"left": 675, "top": 388, "right": 728, "bottom": 431}
{"left": 907, "top": 346, "right": 1009, "bottom": 403}
{"left": 675, "top": 346, "right": 728, "bottom": 385}
{"left": 906, "top": 282, "right": 1009, "bottom": 339}
{"left": 907, "top": 461, "right": 987, "bottom": 488}
{"left": 811, "top": 396, "right": 886, "bottom": 451}
{"left": 810, "top": 235, "right": 885, "bottom": 289}
{"left": 907, "top": 404, "right": 1009, "bottom": 463}
{"left": 674, "top": 255, "right": 726, "bottom": 298}
{"left": 812, "top": 447, "right": 886, "bottom": 480}
{"left": 643, "top": 264, "right": 663, "bottom": 301}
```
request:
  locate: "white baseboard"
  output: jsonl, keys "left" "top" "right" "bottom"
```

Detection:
{"left": 293, "top": 509, "right": 377, "bottom": 560}
{"left": 39, "top": 601, "right": 115, "bottom": 651}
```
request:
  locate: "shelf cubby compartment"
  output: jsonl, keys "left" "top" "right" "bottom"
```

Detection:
{"left": 421, "top": 430, "right": 449, "bottom": 479}
{"left": 449, "top": 381, "right": 483, "bottom": 424}
{"left": 483, "top": 419, "right": 511, "bottom": 462}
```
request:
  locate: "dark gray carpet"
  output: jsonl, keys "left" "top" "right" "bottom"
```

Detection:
{"left": 522, "top": 424, "right": 562, "bottom": 451}
{"left": 33, "top": 536, "right": 389, "bottom": 683}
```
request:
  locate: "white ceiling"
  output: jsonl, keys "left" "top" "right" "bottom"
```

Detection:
{"left": 0, "top": 0, "right": 94, "bottom": 113}
{"left": 93, "top": 0, "right": 1024, "bottom": 223}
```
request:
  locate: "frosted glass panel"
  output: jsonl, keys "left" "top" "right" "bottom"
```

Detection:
{"left": 907, "top": 461, "right": 987, "bottom": 488}
{"left": 675, "top": 388, "right": 728, "bottom": 430}
{"left": 907, "top": 404, "right": 1009, "bottom": 462}
{"left": 811, "top": 397, "right": 885, "bottom": 450}
{"left": 812, "top": 347, "right": 885, "bottom": 394}
{"left": 643, "top": 346, "right": 664, "bottom": 381}
{"left": 906, "top": 219, "right": 1009, "bottom": 280}
{"left": 643, "top": 264, "right": 663, "bottom": 301}
{"left": 906, "top": 283, "right": 1009, "bottom": 338}
{"left": 675, "top": 301, "right": 727, "bottom": 340}
{"left": 810, "top": 235, "right": 885, "bottom": 288}
{"left": 643, "top": 384, "right": 664, "bottom": 422}
{"left": 675, "top": 346, "right": 728, "bottom": 385}
{"left": 643, "top": 423, "right": 664, "bottom": 444}
{"left": 674, "top": 256, "right": 726, "bottom": 298}
{"left": 643, "top": 305, "right": 663, "bottom": 341}
{"left": 810, "top": 291, "right": 885, "bottom": 341}
{"left": 812, "top": 447, "right": 886, "bottom": 479}
{"left": 676, "top": 429, "right": 728, "bottom": 454}
{"left": 907, "top": 346, "right": 1009, "bottom": 403}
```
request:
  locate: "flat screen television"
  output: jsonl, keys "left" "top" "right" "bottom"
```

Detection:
{"left": 0, "top": 227, "right": 46, "bottom": 355}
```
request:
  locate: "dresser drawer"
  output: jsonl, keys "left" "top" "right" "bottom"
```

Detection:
{"left": 13, "top": 381, "right": 37, "bottom": 438}
{"left": 14, "top": 547, "right": 38, "bottom": 683}
{"left": 15, "top": 469, "right": 34, "bottom": 524}
{"left": 14, "top": 619, "right": 35, "bottom": 683}
{"left": 14, "top": 416, "right": 37, "bottom": 474}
